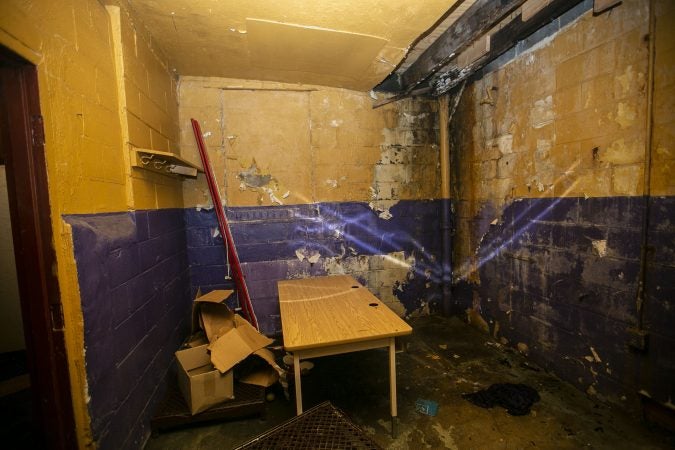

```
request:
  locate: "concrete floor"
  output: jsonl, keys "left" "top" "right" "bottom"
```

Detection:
{"left": 145, "top": 315, "right": 674, "bottom": 449}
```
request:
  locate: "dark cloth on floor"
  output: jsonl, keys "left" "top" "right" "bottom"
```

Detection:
{"left": 463, "top": 383, "right": 540, "bottom": 416}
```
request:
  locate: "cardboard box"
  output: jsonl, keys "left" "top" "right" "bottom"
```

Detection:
{"left": 175, "top": 344, "right": 234, "bottom": 415}
{"left": 176, "top": 289, "right": 285, "bottom": 414}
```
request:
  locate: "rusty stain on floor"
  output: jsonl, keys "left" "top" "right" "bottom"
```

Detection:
{"left": 145, "top": 316, "right": 673, "bottom": 449}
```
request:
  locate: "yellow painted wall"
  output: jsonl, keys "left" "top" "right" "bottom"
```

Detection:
{"left": 108, "top": 0, "right": 184, "bottom": 210}
{"left": 0, "top": 1, "right": 125, "bottom": 447}
{"left": 0, "top": 0, "right": 184, "bottom": 447}
{"left": 652, "top": 0, "right": 675, "bottom": 196}
{"left": 450, "top": 0, "right": 665, "bottom": 276}
{"left": 179, "top": 77, "right": 440, "bottom": 209}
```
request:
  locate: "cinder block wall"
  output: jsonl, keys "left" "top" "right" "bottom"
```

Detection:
{"left": 66, "top": 210, "right": 190, "bottom": 450}
{"left": 180, "top": 78, "right": 444, "bottom": 335}
{"left": 63, "top": 4, "right": 193, "bottom": 449}
{"left": 450, "top": 0, "right": 674, "bottom": 411}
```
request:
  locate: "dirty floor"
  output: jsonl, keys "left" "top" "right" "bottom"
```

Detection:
{"left": 145, "top": 315, "right": 674, "bottom": 449}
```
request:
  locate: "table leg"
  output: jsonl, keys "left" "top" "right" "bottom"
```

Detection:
{"left": 389, "top": 337, "right": 397, "bottom": 437}
{"left": 294, "top": 352, "right": 302, "bottom": 415}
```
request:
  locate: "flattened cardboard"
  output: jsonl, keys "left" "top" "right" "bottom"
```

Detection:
{"left": 208, "top": 316, "right": 273, "bottom": 374}
{"left": 175, "top": 344, "right": 234, "bottom": 415}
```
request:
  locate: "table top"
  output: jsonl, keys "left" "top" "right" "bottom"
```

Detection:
{"left": 278, "top": 275, "right": 412, "bottom": 351}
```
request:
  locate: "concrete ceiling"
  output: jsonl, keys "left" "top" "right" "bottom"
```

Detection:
{"left": 127, "top": 0, "right": 459, "bottom": 91}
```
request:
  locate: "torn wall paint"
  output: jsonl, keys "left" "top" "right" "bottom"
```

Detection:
{"left": 237, "top": 160, "right": 290, "bottom": 205}
{"left": 179, "top": 78, "right": 440, "bottom": 208}
{"left": 368, "top": 100, "right": 440, "bottom": 220}
{"left": 323, "top": 251, "right": 416, "bottom": 316}
{"left": 184, "top": 200, "right": 443, "bottom": 334}
{"left": 238, "top": 160, "right": 273, "bottom": 189}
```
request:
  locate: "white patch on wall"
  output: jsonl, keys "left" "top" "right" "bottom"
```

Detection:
{"left": 487, "top": 134, "right": 513, "bottom": 154}
{"left": 530, "top": 95, "right": 554, "bottom": 129}
{"left": 321, "top": 251, "right": 415, "bottom": 317}
{"left": 368, "top": 200, "right": 398, "bottom": 220}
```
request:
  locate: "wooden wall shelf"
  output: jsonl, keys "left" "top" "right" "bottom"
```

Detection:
{"left": 131, "top": 147, "right": 203, "bottom": 178}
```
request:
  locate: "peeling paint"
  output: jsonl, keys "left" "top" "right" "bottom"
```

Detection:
{"left": 487, "top": 134, "right": 513, "bottom": 154}
{"left": 238, "top": 160, "right": 273, "bottom": 188}
{"left": 615, "top": 102, "right": 637, "bottom": 128}
{"left": 592, "top": 239, "right": 607, "bottom": 257}
{"left": 368, "top": 200, "right": 397, "bottom": 220}
{"left": 237, "top": 160, "right": 289, "bottom": 205}
{"left": 262, "top": 187, "right": 283, "bottom": 205}
{"left": 615, "top": 65, "right": 645, "bottom": 97}
{"left": 530, "top": 95, "right": 554, "bottom": 129}
{"left": 307, "top": 252, "right": 321, "bottom": 264}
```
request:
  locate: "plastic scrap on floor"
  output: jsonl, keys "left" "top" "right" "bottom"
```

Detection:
{"left": 462, "top": 383, "right": 540, "bottom": 416}
{"left": 415, "top": 398, "right": 439, "bottom": 416}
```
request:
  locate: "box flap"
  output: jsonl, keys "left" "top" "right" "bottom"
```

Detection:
{"left": 175, "top": 344, "right": 211, "bottom": 371}
{"left": 209, "top": 319, "right": 273, "bottom": 373}
{"left": 200, "top": 302, "right": 235, "bottom": 342}
{"left": 239, "top": 348, "right": 285, "bottom": 387}
{"left": 175, "top": 344, "right": 234, "bottom": 415}
{"left": 191, "top": 289, "right": 235, "bottom": 336}
{"left": 196, "top": 289, "right": 235, "bottom": 304}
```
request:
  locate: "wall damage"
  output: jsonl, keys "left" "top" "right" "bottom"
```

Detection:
{"left": 449, "top": 0, "right": 674, "bottom": 412}
{"left": 179, "top": 78, "right": 443, "bottom": 329}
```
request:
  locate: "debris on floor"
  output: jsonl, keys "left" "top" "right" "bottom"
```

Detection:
{"left": 176, "top": 289, "right": 284, "bottom": 414}
{"left": 414, "top": 399, "right": 439, "bottom": 416}
{"left": 145, "top": 315, "right": 675, "bottom": 450}
{"left": 462, "top": 383, "right": 541, "bottom": 416}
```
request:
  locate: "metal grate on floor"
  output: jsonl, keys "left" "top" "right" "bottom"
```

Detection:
{"left": 234, "top": 401, "right": 383, "bottom": 450}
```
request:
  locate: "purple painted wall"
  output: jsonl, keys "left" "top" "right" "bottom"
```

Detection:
{"left": 66, "top": 209, "right": 191, "bottom": 450}
{"left": 642, "top": 196, "right": 675, "bottom": 406}
{"left": 184, "top": 200, "right": 444, "bottom": 335}
{"left": 453, "top": 195, "right": 675, "bottom": 409}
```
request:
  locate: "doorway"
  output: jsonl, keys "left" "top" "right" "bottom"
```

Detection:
{"left": 0, "top": 46, "right": 76, "bottom": 449}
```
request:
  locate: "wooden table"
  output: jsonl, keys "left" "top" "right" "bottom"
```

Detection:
{"left": 277, "top": 275, "right": 412, "bottom": 432}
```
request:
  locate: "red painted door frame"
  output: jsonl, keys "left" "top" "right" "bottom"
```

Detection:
{"left": 0, "top": 46, "right": 77, "bottom": 449}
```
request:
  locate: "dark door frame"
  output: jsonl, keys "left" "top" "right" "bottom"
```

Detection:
{"left": 0, "top": 46, "right": 77, "bottom": 449}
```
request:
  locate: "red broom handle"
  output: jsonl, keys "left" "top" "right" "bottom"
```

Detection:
{"left": 191, "top": 119, "right": 259, "bottom": 330}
